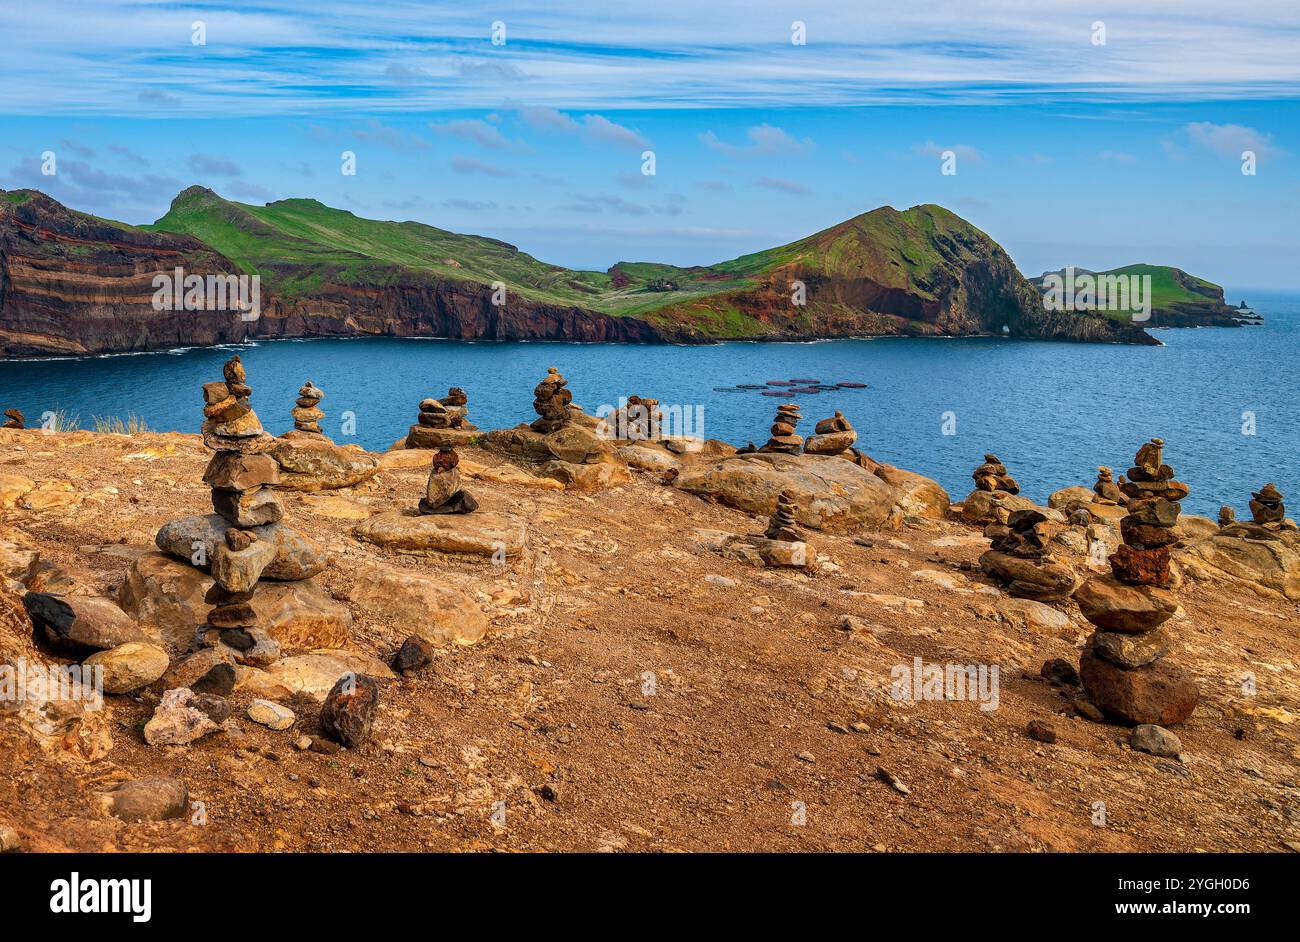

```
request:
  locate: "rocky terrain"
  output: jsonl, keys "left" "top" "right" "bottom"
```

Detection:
{"left": 1, "top": 187, "right": 1156, "bottom": 357}
{"left": 2, "top": 390, "right": 1298, "bottom": 853}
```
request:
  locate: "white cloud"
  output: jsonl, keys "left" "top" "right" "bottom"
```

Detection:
{"left": 430, "top": 119, "right": 524, "bottom": 151}
{"left": 700, "top": 124, "right": 812, "bottom": 157}
{"left": 1183, "top": 122, "right": 1282, "bottom": 159}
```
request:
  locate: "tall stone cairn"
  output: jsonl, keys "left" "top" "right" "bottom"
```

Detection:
{"left": 197, "top": 355, "right": 284, "bottom": 663}
{"left": 1077, "top": 437, "right": 1199, "bottom": 726}
{"left": 530, "top": 367, "right": 572, "bottom": 433}
{"left": 972, "top": 453, "right": 1019, "bottom": 494}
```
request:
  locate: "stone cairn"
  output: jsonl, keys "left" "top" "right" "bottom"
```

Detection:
{"left": 418, "top": 445, "right": 479, "bottom": 515}
{"left": 406, "top": 387, "right": 478, "bottom": 448}
{"left": 804, "top": 411, "right": 857, "bottom": 456}
{"left": 1250, "top": 483, "right": 1287, "bottom": 526}
{"left": 1092, "top": 466, "right": 1127, "bottom": 505}
{"left": 531, "top": 368, "right": 572, "bottom": 433}
{"left": 758, "top": 403, "right": 803, "bottom": 454}
{"left": 1217, "top": 482, "right": 1296, "bottom": 538}
{"left": 979, "top": 508, "right": 1080, "bottom": 602}
{"left": 1077, "top": 437, "right": 1198, "bottom": 726}
{"left": 972, "top": 453, "right": 1019, "bottom": 494}
{"left": 290, "top": 381, "right": 327, "bottom": 437}
{"left": 1217, "top": 505, "right": 1235, "bottom": 527}
{"left": 766, "top": 489, "right": 800, "bottom": 541}
{"left": 2, "top": 408, "right": 24, "bottom": 429}
{"left": 197, "top": 355, "right": 285, "bottom": 663}
{"left": 606, "top": 395, "right": 661, "bottom": 441}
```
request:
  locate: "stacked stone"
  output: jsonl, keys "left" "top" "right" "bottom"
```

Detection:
{"left": 2, "top": 408, "right": 23, "bottom": 429}
{"left": 758, "top": 403, "right": 803, "bottom": 454}
{"left": 1250, "top": 483, "right": 1286, "bottom": 525}
{"left": 406, "top": 387, "right": 478, "bottom": 448}
{"left": 195, "top": 357, "right": 285, "bottom": 662}
{"left": 1092, "top": 466, "right": 1127, "bottom": 505}
{"left": 979, "top": 509, "right": 1080, "bottom": 601}
{"left": 531, "top": 367, "right": 572, "bottom": 433}
{"left": 804, "top": 411, "right": 856, "bottom": 456}
{"left": 608, "top": 395, "right": 661, "bottom": 441}
{"left": 417, "top": 445, "right": 478, "bottom": 515}
{"left": 1217, "top": 505, "right": 1235, "bottom": 527}
{"left": 1077, "top": 438, "right": 1198, "bottom": 726}
{"left": 765, "top": 490, "right": 800, "bottom": 541}
{"left": 291, "top": 381, "right": 326, "bottom": 435}
{"left": 972, "top": 454, "right": 1019, "bottom": 494}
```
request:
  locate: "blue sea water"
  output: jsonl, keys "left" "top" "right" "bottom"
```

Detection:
{"left": 2, "top": 292, "right": 1296, "bottom": 519}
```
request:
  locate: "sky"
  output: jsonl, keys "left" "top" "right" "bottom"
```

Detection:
{"left": 2, "top": 1, "right": 1297, "bottom": 291}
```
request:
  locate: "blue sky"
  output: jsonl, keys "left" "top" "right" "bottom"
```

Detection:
{"left": 2, "top": 1, "right": 1297, "bottom": 290}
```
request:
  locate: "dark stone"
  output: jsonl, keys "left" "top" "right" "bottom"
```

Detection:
{"left": 1026, "top": 720, "right": 1058, "bottom": 743}
{"left": 191, "top": 662, "right": 236, "bottom": 696}
{"left": 1079, "top": 649, "right": 1199, "bottom": 726}
{"left": 1040, "top": 658, "right": 1080, "bottom": 686}
{"left": 1125, "top": 498, "right": 1180, "bottom": 528}
{"left": 392, "top": 635, "right": 435, "bottom": 672}
{"left": 190, "top": 694, "right": 231, "bottom": 722}
{"left": 219, "top": 628, "right": 255, "bottom": 651}
{"left": 319, "top": 673, "right": 379, "bottom": 747}
{"left": 418, "top": 490, "right": 479, "bottom": 515}
{"left": 1120, "top": 517, "right": 1181, "bottom": 549}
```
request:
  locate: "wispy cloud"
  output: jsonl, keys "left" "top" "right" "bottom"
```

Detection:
{"left": 700, "top": 124, "right": 812, "bottom": 157}
{"left": 915, "top": 141, "right": 983, "bottom": 163}
{"left": 451, "top": 155, "right": 516, "bottom": 178}
{"left": 353, "top": 119, "right": 430, "bottom": 152}
{"left": 1182, "top": 122, "right": 1282, "bottom": 160}
{"left": 754, "top": 177, "right": 812, "bottom": 195}
{"left": 430, "top": 119, "right": 524, "bottom": 151}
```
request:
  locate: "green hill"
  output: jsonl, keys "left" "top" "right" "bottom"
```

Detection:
{"left": 1031, "top": 264, "right": 1241, "bottom": 326}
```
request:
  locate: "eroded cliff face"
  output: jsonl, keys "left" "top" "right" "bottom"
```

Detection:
{"left": 0, "top": 191, "right": 674, "bottom": 356}
{"left": 0, "top": 192, "right": 250, "bottom": 357}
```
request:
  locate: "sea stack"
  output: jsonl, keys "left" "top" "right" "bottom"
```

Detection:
{"left": 531, "top": 368, "right": 572, "bottom": 433}
{"left": 1077, "top": 438, "right": 1198, "bottom": 727}
{"left": 417, "top": 445, "right": 479, "bottom": 515}
{"left": 758, "top": 403, "right": 803, "bottom": 454}
{"left": 972, "top": 453, "right": 1020, "bottom": 494}
{"left": 979, "top": 509, "right": 1080, "bottom": 601}
{"left": 804, "top": 411, "right": 856, "bottom": 456}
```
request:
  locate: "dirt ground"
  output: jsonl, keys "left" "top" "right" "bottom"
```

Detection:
{"left": 2, "top": 427, "right": 1298, "bottom": 852}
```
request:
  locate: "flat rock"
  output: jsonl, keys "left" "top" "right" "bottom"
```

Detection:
{"left": 265, "top": 652, "right": 395, "bottom": 701}
{"left": 1180, "top": 532, "right": 1300, "bottom": 601}
{"left": 247, "top": 699, "right": 295, "bottom": 730}
{"left": 0, "top": 473, "right": 35, "bottom": 509}
{"left": 156, "top": 515, "right": 328, "bottom": 581}
{"left": 404, "top": 425, "right": 479, "bottom": 449}
{"left": 299, "top": 494, "right": 373, "bottom": 520}
{"left": 539, "top": 459, "right": 632, "bottom": 490}
{"left": 979, "top": 551, "right": 1081, "bottom": 602}
{"left": 83, "top": 642, "right": 170, "bottom": 694}
{"left": 616, "top": 444, "right": 681, "bottom": 473}
{"left": 350, "top": 562, "right": 489, "bottom": 646}
{"left": 676, "top": 452, "right": 901, "bottom": 532}
{"left": 1088, "top": 627, "right": 1172, "bottom": 668}
{"left": 1130, "top": 723, "right": 1183, "bottom": 757}
{"left": 269, "top": 440, "right": 380, "bottom": 492}
{"left": 482, "top": 424, "right": 611, "bottom": 465}
{"left": 354, "top": 510, "right": 526, "bottom": 557}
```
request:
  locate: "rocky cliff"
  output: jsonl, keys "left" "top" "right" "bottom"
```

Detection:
{"left": 1, "top": 188, "right": 1156, "bottom": 357}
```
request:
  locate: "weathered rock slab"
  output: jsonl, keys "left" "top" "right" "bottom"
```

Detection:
{"left": 353, "top": 511, "right": 526, "bottom": 557}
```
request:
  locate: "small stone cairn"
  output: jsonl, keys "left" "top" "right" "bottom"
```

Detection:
{"left": 2, "top": 408, "right": 23, "bottom": 429}
{"left": 531, "top": 368, "right": 572, "bottom": 433}
{"left": 1092, "top": 466, "right": 1127, "bottom": 505}
{"left": 1217, "top": 482, "right": 1297, "bottom": 540}
{"left": 979, "top": 508, "right": 1080, "bottom": 601}
{"left": 804, "top": 411, "right": 856, "bottom": 456}
{"left": 1250, "top": 483, "right": 1288, "bottom": 526}
{"left": 972, "top": 453, "right": 1019, "bottom": 494}
{"left": 758, "top": 403, "right": 803, "bottom": 454}
{"left": 765, "top": 489, "right": 800, "bottom": 541}
{"left": 289, "top": 381, "right": 327, "bottom": 438}
{"left": 406, "top": 387, "right": 478, "bottom": 448}
{"left": 1077, "top": 437, "right": 1199, "bottom": 726}
{"left": 418, "top": 445, "right": 479, "bottom": 515}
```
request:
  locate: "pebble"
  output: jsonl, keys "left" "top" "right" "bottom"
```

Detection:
{"left": 294, "top": 736, "right": 313, "bottom": 750}
{"left": 796, "top": 751, "right": 816, "bottom": 763}
{"left": 704, "top": 575, "right": 736, "bottom": 588}
{"left": 876, "top": 767, "right": 910, "bottom": 794}
{"left": 0, "top": 825, "right": 20, "bottom": 853}
{"left": 1026, "top": 720, "right": 1058, "bottom": 744}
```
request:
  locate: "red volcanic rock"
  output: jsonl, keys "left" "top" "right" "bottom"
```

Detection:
{"left": 1079, "top": 649, "right": 1198, "bottom": 726}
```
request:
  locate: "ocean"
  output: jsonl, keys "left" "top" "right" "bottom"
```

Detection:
{"left": 3, "top": 292, "right": 1296, "bottom": 519}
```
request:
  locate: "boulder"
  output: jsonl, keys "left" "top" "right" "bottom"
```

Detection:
{"left": 143, "top": 687, "right": 222, "bottom": 745}
{"left": 350, "top": 563, "right": 489, "bottom": 647}
{"left": 1074, "top": 576, "right": 1178, "bottom": 633}
{"left": 616, "top": 444, "right": 681, "bottom": 473}
{"left": 118, "top": 552, "right": 213, "bottom": 652}
{"left": 675, "top": 452, "right": 900, "bottom": 532}
{"left": 871, "top": 464, "right": 950, "bottom": 520}
{"left": 1079, "top": 649, "right": 1198, "bottom": 726}
{"left": 961, "top": 489, "right": 1064, "bottom": 525}
{"left": 0, "top": 473, "right": 35, "bottom": 509}
{"left": 269, "top": 440, "right": 380, "bottom": 492}
{"left": 353, "top": 511, "right": 526, "bottom": 558}
{"left": 539, "top": 459, "right": 632, "bottom": 490}
{"left": 320, "top": 673, "right": 379, "bottom": 747}
{"left": 1180, "top": 532, "right": 1300, "bottom": 601}
{"left": 24, "top": 594, "right": 149, "bottom": 654}
{"left": 156, "top": 515, "right": 328, "bottom": 581}
{"left": 482, "top": 423, "right": 610, "bottom": 465}
{"left": 250, "top": 579, "right": 353, "bottom": 650}
{"left": 83, "top": 642, "right": 170, "bottom": 693}
{"left": 99, "top": 777, "right": 189, "bottom": 822}
{"left": 1047, "top": 485, "right": 1096, "bottom": 512}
